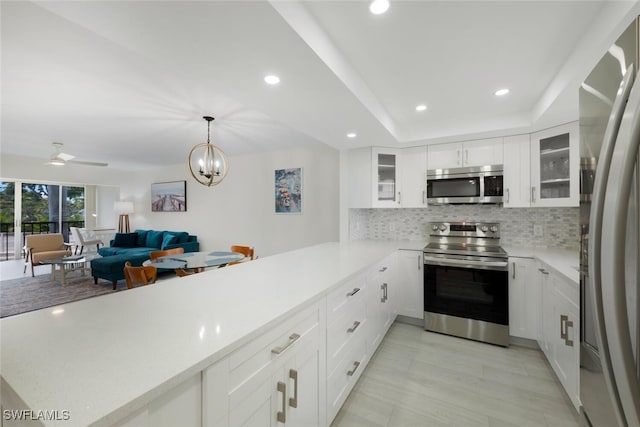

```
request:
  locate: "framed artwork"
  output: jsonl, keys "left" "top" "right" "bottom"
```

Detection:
{"left": 275, "top": 168, "right": 302, "bottom": 214}
{"left": 151, "top": 181, "right": 187, "bottom": 212}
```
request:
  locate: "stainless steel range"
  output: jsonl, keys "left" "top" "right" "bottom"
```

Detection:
{"left": 423, "top": 221, "right": 509, "bottom": 347}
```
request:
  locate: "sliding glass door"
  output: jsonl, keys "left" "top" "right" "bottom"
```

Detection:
{"left": 0, "top": 180, "right": 85, "bottom": 261}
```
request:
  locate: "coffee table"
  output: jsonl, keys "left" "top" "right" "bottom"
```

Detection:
{"left": 39, "top": 254, "right": 101, "bottom": 285}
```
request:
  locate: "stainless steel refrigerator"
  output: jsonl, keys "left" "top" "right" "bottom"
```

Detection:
{"left": 579, "top": 17, "right": 640, "bottom": 427}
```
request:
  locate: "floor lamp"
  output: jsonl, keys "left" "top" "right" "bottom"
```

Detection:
{"left": 114, "top": 201, "right": 134, "bottom": 233}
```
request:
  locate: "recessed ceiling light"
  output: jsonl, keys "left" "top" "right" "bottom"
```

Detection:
{"left": 347, "top": 133, "right": 357, "bottom": 138}
{"left": 369, "top": 0, "right": 389, "bottom": 15}
{"left": 494, "top": 88, "right": 510, "bottom": 96}
{"left": 416, "top": 104, "right": 427, "bottom": 112}
{"left": 264, "top": 75, "right": 280, "bottom": 85}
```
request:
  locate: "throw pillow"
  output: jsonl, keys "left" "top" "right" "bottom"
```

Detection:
{"left": 161, "top": 233, "right": 178, "bottom": 250}
{"left": 172, "top": 232, "right": 189, "bottom": 244}
{"left": 145, "top": 230, "right": 165, "bottom": 249}
{"left": 134, "top": 229, "right": 148, "bottom": 247}
{"left": 113, "top": 232, "right": 137, "bottom": 248}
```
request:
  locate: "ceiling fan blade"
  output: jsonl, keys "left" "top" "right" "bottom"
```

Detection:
{"left": 57, "top": 152, "right": 75, "bottom": 161}
{"left": 68, "top": 160, "right": 108, "bottom": 167}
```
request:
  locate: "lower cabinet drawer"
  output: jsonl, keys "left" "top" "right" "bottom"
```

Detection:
{"left": 228, "top": 302, "right": 321, "bottom": 402}
{"left": 327, "top": 298, "right": 366, "bottom": 374}
{"left": 327, "top": 336, "right": 367, "bottom": 423}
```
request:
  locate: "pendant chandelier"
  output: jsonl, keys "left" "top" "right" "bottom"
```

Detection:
{"left": 188, "top": 116, "right": 229, "bottom": 187}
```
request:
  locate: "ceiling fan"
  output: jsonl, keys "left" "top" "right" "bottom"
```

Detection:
{"left": 47, "top": 142, "right": 108, "bottom": 167}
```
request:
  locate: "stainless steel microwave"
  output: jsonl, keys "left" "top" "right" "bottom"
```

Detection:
{"left": 426, "top": 165, "right": 503, "bottom": 204}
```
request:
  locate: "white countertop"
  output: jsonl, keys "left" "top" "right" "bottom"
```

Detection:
{"left": 502, "top": 245, "right": 579, "bottom": 284}
{"left": 0, "top": 241, "right": 400, "bottom": 427}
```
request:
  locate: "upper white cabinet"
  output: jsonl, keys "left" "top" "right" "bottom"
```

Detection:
{"left": 346, "top": 147, "right": 427, "bottom": 208}
{"left": 503, "top": 134, "right": 531, "bottom": 208}
{"left": 372, "top": 148, "right": 401, "bottom": 208}
{"left": 427, "top": 142, "right": 463, "bottom": 169}
{"left": 427, "top": 138, "right": 503, "bottom": 170}
{"left": 399, "top": 147, "right": 427, "bottom": 208}
{"left": 530, "top": 122, "right": 579, "bottom": 207}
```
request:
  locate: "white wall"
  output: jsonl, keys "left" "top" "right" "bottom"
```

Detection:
{"left": 119, "top": 144, "right": 340, "bottom": 258}
{"left": 2, "top": 145, "right": 340, "bottom": 257}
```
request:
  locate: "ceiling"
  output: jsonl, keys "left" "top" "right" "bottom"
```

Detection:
{"left": 0, "top": 1, "right": 631, "bottom": 169}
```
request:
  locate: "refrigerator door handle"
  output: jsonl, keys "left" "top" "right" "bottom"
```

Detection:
{"left": 601, "top": 66, "right": 640, "bottom": 425}
{"left": 588, "top": 65, "right": 635, "bottom": 425}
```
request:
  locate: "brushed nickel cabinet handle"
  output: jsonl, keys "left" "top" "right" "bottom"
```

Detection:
{"left": 277, "top": 381, "right": 286, "bottom": 423}
{"left": 346, "top": 287, "right": 360, "bottom": 297}
{"left": 422, "top": 190, "right": 426, "bottom": 204}
{"left": 381, "top": 283, "right": 388, "bottom": 302}
{"left": 289, "top": 369, "right": 298, "bottom": 408}
{"left": 512, "top": 262, "right": 516, "bottom": 279}
{"left": 465, "top": 149, "right": 469, "bottom": 164}
{"left": 347, "top": 361, "right": 361, "bottom": 376}
{"left": 398, "top": 191, "right": 401, "bottom": 204}
{"left": 271, "top": 333, "right": 301, "bottom": 354}
{"left": 457, "top": 149, "right": 461, "bottom": 165}
{"left": 531, "top": 186, "right": 536, "bottom": 203}
{"left": 347, "top": 321, "right": 361, "bottom": 333}
{"left": 418, "top": 254, "right": 421, "bottom": 270}
{"left": 560, "top": 314, "right": 567, "bottom": 341}
{"left": 566, "top": 320, "right": 574, "bottom": 347}
{"left": 506, "top": 188, "right": 510, "bottom": 203}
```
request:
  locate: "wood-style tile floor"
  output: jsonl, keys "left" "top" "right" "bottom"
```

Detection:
{"left": 331, "top": 322, "right": 579, "bottom": 427}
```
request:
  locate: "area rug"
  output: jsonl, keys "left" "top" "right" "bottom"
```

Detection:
{"left": 0, "top": 274, "right": 124, "bottom": 318}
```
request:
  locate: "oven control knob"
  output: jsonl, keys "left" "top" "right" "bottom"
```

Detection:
{"left": 490, "top": 225, "right": 498, "bottom": 233}
{"left": 431, "top": 224, "right": 439, "bottom": 231}
{"left": 480, "top": 225, "right": 488, "bottom": 232}
{"left": 439, "top": 224, "right": 446, "bottom": 232}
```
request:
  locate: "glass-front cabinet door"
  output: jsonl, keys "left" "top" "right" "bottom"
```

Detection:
{"left": 372, "top": 148, "right": 401, "bottom": 208}
{"left": 530, "top": 122, "right": 579, "bottom": 207}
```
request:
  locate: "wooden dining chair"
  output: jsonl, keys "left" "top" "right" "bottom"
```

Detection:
{"left": 230, "top": 245, "right": 254, "bottom": 260}
{"left": 149, "top": 247, "right": 184, "bottom": 260}
{"left": 123, "top": 261, "right": 158, "bottom": 289}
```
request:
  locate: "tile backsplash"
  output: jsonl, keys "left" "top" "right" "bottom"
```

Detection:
{"left": 349, "top": 205, "right": 579, "bottom": 250}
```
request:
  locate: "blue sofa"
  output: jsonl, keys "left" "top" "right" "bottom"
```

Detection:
{"left": 92, "top": 229, "right": 199, "bottom": 288}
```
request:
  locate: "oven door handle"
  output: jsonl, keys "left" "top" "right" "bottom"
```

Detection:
{"left": 423, "top": 255, "right": 508, "bottom": 270}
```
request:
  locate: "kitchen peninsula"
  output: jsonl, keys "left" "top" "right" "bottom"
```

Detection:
{"left": 1, "top": 241, "right": 419, "bottom": 427}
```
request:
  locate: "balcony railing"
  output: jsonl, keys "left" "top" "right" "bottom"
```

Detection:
{"left": 0, "top": 221, "right": 85, "bottom": 261}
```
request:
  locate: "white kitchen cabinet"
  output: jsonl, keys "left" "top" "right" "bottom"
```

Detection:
{"left": 365, "top": 254, "right": 396, "bottom": 352}
{"left": 427, "top": 138, "right": 503, "bottom": 170}
{"left": 530, "top": 122, "right": 579, "bottom": 207}
{"left": 326, "top": 275, "right": 367, "bottom": 375}
{"left": 503, "top": 134, "right": 531, "bottom": 208}
{"left": 537, "top": 262, "right": 553, "bottom": 358}
{"left": 399, "top": 146, "right": 428, "bottom": 207}
{"left": 226, "top": 301, "right": 324, "bottom": 427}
{"left": 508, "top": 257, "right": 537, "bottom": 340}
{"left": 395, "top": 250, "right": 424, "bottom": 320}
{"left": 536, "top": 261, "right": 580, "bottom": 412}
{"left": 549, "top": 270, "right": 580, "bottom": 411}
{"left": 464, "top": 138, "right": 504, "bottom": 167}
{"left": 372, "top": 148, "right": 401, "bottom": 208}
{"left": 346, "top": 147, "right": 426, "bottom": 208}
{"left": 427, "top": 142, "right": 463, "bottom": 170}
